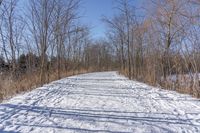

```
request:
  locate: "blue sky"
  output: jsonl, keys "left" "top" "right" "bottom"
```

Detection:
{"left": 80, "top": 0, "right": 144, "bottom": 39}
{"left": 19, "top": 0, "right": 144, "bottom": 39}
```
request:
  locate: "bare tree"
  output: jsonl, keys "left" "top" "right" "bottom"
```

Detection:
{"left": 29, "top": 0, "right": 56, "bottom": 85}
{"left": 53, "top": 0, "right": 80, "bottom": 79}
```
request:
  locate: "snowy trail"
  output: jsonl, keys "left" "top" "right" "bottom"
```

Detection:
{"left": 1, "top": 72, "right": 200, "bottom": 133}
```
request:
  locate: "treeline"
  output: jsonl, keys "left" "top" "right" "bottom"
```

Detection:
{"left": 1, "top": 0, "right": 200, "bottom": 100}
{"left": 104, "top": 0, "right": 200, "bottom": 97}
{"left": 0, "top": 0, "right": 114, "bottom": 100}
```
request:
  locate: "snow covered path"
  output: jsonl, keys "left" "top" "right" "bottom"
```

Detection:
{"left": 1, "top": 71, "right": 200, "bottom": 133}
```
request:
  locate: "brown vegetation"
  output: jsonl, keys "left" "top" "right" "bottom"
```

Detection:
{"left": 0, "top": 0, "right": 114, "bottom": 101}
{"left": 104, "top": 0, "right": 200, "bottom": 98}
{"left": 1, "top": 0, "right": 200, "bottom": 101}
{"left": 0, "top": 69, "right": 89, "bottom": 101}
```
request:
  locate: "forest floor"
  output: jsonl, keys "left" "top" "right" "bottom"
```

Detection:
{"left": 0, "top": 71, "right": 200, "bottom": 133}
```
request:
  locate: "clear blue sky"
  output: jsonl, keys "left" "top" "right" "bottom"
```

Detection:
{"left": 80, "top": 0, "right": 144, "bottom": 39}
{"left": 20, "top": 0, "right": 144, "bottom": 39}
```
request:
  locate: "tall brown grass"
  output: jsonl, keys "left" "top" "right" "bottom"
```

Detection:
{"left": 0, "top": 69, "right": 90, "bottom": 102}
{"left": 120, "top": 70, "right": 200, "bottom": 98}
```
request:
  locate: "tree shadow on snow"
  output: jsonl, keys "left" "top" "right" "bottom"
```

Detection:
{"left": 0, "top": 131, "right": 19, "bottom": 133}
{"left": 0, "top": 104, "right": 199, "bottom": 132}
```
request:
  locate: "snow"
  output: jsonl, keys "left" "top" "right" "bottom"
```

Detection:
{"left": 162, "top": 73, "right": 200, "bottom": 89}
{"left": 162, "top": 73, "right": 200, "bottom": 83}
{"left": 0, "top": 71, "right": 200, "bottom": 133}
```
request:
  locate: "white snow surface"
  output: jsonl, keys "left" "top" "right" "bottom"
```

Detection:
{"left": 1, "top": 71, "right": 200, "bottom": 133}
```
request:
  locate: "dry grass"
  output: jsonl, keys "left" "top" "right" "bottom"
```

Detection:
{"left": 3, "top": 68, "right": 199, "bottom": 102}
{"left": 0, "top": 69, "right": 90, "bottom": 101}
{"left": 120, "top": 70, "right": 200, "bottom": 98}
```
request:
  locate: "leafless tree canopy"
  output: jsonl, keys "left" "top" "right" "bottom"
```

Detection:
{"left": 0, "top": 0, "right": 200, "bottom": 99}
{"left": 104, "top": 0, "right": 200, "bottom": 97}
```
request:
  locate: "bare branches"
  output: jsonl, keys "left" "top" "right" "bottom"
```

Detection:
{"left": 103, "top": 0, "right": 200, "bottom": 97}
